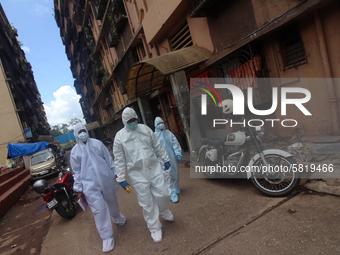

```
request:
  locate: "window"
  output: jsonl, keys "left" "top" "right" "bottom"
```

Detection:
{"left": 169, "top": 22, "right": 193, "bottom": 51}
{"left": 31, "top": 151, "right": 54, "bottom": 166}
{"left": 279, "top": 25, "right": 307, "bottom": 70}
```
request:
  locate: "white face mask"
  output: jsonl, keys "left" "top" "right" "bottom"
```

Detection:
{"left": 158, "top": 123, "right": 165, "bottom": 130}
{"left": 78, "top": 132, "right": 88, "bottom": 143}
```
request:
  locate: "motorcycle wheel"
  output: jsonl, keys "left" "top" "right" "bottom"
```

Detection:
{"left": 55, "top": 195, "right": 77, "bottom": 219}
{"left": 251, "top": 155, "right": 300, "bottom": 197}
{"left": 199, "top": 148, "right": 221, "bottom": 179}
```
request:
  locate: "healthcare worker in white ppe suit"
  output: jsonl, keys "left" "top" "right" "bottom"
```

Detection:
{"left": 154, "top": 117, "right": 182, "bottom": 203}
{"left": 113, "top": 107, "right": 173, "bottom": 243}
{"left": 70, "top": 123, "right": 126, "bottom": 253}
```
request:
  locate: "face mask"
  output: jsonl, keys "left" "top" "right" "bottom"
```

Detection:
{"left": 78, "top": 132, "right": 88, "bottom": 143}
{"left": 127, "top": 121, "right": 138, "bottom": 130}
{"left": 158, "top": 123, "right": 165, "bottom": 130}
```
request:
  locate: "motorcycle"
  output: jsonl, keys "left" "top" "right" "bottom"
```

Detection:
{"left": 193, "top": 120, "right": 300, "bottom": 197}
{"left": 48, "top": 143, "right": 67, "bottom": 168}
{"left": 56, "top": 152, "right": 67, "bottom": 168}
{"left": 32, "top": 167, "right": 78, "bottom": 219}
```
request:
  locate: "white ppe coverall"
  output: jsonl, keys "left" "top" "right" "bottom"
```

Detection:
{"left": 154, "top": 117, "right": 182, "bottom": 193}
{"left": 70, "top": 124, "right": 124, "bottom": 242}
{"left": 113, "top": 107, "right": 172, "bottom": 233}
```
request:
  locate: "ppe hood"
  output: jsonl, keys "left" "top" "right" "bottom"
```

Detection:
{"left": 122, "top": 107, "right": 138, "bottom": 128}
{"left": 154, "top": 117, "right": 163, "bottom": 131}
{"left": 74, "top": 123, "right": 88, "bottom": 143}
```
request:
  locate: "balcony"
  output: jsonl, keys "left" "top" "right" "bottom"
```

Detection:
{"left": 108, "top": 29, "right": 119, "bottom": 47}
{"left": 74, "top": 78, "right": 82, "bottom": 95}
{"left": 114, "top": 14, "right": 128, "bottom": 34}
{"left": 106, "top": 0, "right": 127, "bottom": 36}
{"left": 104, "top": 97, "right": 112, "bottom": 109}
{"left": 95, "top": 0, "right": 108, "bottom": 20}
{"left": 118, "top": 80, "right": 127, "bottom": 95}
{"left": 75, "top": 0, "right": 86, "bottom": 25}
{"left": 25, "top": 99, "right": 32, "bottom": 109}
{"left": 21, "top": 62, "right": 31, "bottom": 73}
{"left": 54, "top": 8, "right": 61, "bottom": 27}
{"left": 187, "top": 0, "right": 220, "bottom": 18}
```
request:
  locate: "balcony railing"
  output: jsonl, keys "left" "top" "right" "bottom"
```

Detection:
{"left": 108, "top": 29, "right": 119, "bottom": 47}
{"left": 95, "top": 0, "right": 108, "bottom": 20}
{"left": 114, "top": 14, "right": 128, "bottom": 34}
{"left": 106, "top": 0, "right": 127, "bottom": 36}
{"left": 74, "top": 0, "right": 86, "bottom": 25}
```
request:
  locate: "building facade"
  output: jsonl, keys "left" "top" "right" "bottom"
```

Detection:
{"left": 0, "top": 4, "right": 51, "bottom": 165}
{"left": 54, "top": 0, "right": 340, "bottom": 151}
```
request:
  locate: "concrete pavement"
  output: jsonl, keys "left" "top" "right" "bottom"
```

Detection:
{"left": 200, "top": 193, "right": 340, "bottom": 254}
{"left": 40, "top": 163, "right": 340, "bottom": 255}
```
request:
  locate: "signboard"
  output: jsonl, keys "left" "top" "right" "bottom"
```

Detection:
{"left": 24, "top": 127, "right": 33, "bottom": 138}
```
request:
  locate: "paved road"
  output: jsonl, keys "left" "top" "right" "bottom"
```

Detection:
{"left": 40, "top": 163, "right": 340, "bottom": 255}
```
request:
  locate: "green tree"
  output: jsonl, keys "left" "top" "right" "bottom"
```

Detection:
{"left": 51, "top": 119, "right": 83, "bottom": 137}
{"left": 51, "top": 125, "right": 63, "bottom": 137}
{"left": 68, "top": 118, "right": 83, "bottom": 127}
{"left": 60, "top": 124, "right": 69, "bottom": 134}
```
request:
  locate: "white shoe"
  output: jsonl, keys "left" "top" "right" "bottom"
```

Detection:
{"left": 162, "top": 209, "right": 174, "bottom": 222}
{"left": 151, "top": 229, "right": 162, "bottom": 243}
{"left": 112, "top": 213, "right": 126, "bottom": 226}
{"left": 102, "top": 236, "right": 115, "bottom": 253}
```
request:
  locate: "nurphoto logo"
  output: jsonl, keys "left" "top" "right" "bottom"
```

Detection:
{"left": 199, "top": 84, "right": 312, "bottom": 128}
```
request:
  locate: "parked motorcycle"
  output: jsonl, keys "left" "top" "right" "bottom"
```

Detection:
{"left": 32, "top": 167, "right": 77, "bottom": 219}
{"left": 193, "top": 100, "right": 300, "bottom": 197}
{"left": 56, "top": 152, "right": 67, "bottom": 168}
{"left": 48, "top": 143, "right": 67, "bottom": 168}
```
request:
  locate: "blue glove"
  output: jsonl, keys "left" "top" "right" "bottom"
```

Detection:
{"left": 177, "top": 155, "right": 182, "bottom": 162}
{"left": 164, "top": 161, "right": 171, "bottom": 171}
{"left": 119, "top": 180, "right": 131, "bottom": 193}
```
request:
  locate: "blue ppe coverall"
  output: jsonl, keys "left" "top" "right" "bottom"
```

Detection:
{"left": 154, "top": 117, "right": 182, "bottom": 194}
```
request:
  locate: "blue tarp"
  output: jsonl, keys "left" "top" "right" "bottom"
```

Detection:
{"left": 53, "top": 132, "right": 76, "bottom": 144}
{"left": 7, "top": 141, "right": 49, "bottom": 159}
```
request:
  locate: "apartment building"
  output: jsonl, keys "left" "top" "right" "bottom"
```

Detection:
{"left": 54, "top": 0, "right": 340, "bottom": 151}
{"left": 0, "top": 4, "right": 51, "bottom": 165}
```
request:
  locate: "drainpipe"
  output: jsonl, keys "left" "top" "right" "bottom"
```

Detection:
{"left": 314, "top": 10, "right": 340, "bottom": 135}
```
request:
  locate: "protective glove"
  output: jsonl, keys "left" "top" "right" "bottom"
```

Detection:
{"left": 164, "top": 161, "right": 171, "bottom": 171}
{"left": 177, "top": 155, "right": 182, "bottom": 162}
{"left": 119, "top": 180, "right": 131, "bottom": 193}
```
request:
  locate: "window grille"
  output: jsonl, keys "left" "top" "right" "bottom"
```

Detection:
{"left": 280, "top": 25, "right": 307, "bottom": 70}
{"left": 169, "top": 23, "right": 193, "bottom": 51}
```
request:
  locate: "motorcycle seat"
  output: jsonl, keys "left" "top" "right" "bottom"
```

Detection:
{"left": 200, "top": 138, "right": 224, "bottom": 147}
{"left": 52, "top": 183, "right": 67, "bottom": 189}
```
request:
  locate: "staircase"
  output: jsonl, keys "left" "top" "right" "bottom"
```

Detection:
{"left": 0, "top": 167, "right": 31, "bottom": 219}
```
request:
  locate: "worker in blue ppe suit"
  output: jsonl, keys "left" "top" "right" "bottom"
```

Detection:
{"left": 70, "top": 123, "right": 126, "bottom": 253}
{"left": 154, "top": 117, "right": 182, "bottom": 203}
{"left": 113, "top": 107, "right": 173, "bottom": 243}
